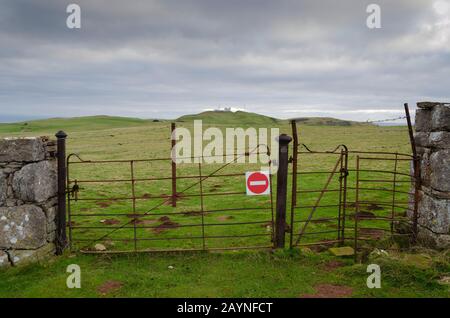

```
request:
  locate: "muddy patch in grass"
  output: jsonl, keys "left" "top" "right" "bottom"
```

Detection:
{"left": 182, "top": 211, "right": 204, "bottom": 217}
{"left": 159, "top": 216, "right": 171, "bottom": 222}
{"left": 349, "top": 211, "right": 376, "bottom": 220}
{"left": 132, "top": 219, "right": 158, "bottom": 225}
{"left": 217, "top": 215, "right": 234, "bottom": 222}
{"left": 97, "top": 280, "right": 123, "bottom": 295}
{"left": 359, "top": 228, "right": 385, "bottom": 240}
{"left": 152, "top": 217, "right": 180, "bottom": 234}
{"left": 100, "top": 219, "right": 120, "bottom": 225}
{"left": 208, "top": 184, "right": 223, "bottom": 192}
{"left": 300, "top": 284, "right": 353, "bottom": 298}
{"left": 161, "top": 193, "right": 187, "bottom": 206}
{"left": 126, "top": 213, "right": 140, "bottom": 218}
{"left": 96, "top": 201, "right": 113, "bottom": 209}
{"left": 366, "top": 203, "right": 383, "bottom": 211}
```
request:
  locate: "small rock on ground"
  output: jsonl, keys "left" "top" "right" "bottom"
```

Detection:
{"left": 329, "top": 246, "right": 354, "bottom": 257}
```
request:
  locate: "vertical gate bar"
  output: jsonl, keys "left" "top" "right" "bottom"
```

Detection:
{"left": 171, "top": 122, "right": 177, "bottom": 207}
{"left": 295, "top": 155, "right": 342, "bottom": 245}
{"left": 391, "top": 153, "right": 398, "bottom": 234}
{"left": 55, "top": 131, "right": 67, "bottom": 255}
{"left": 354, "top": 156, "right": 360, "bottom": 262}
{"left": 404, "top": 103, "right": 420, "bottom": 243}
{"left": 341, "top": 149, "right": 349, "bottom": 243}
{"left": 130, "top": 160, "right": 137, "bottom": 252}
{"left": 337, "top": 151, "right": 344, "bottom": 244}
{"left": 289, "top": 121, "right": 299, "bottom": 248}
{"left": 275, "top": 134, "right": 292, "bottom": 249}
{"left": 269, "top": 163, "right": 275, "bottom": 244}
{"left": 198, "top": 162, "right": 206, "bottom": 250}
{"left": 66, "top": 156, "right": 73, "bottom": 251}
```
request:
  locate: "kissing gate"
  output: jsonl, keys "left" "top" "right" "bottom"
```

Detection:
{"left": 54, "top": 107, "right": 420, "bottom": 260}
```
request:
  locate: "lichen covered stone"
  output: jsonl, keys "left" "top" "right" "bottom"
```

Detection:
{"left": 0, "top": 205, "right": 47, "bottom": 249}
{"left": 12, "top": 161, "right": 57, "bottom": 202}
{"left": 0, "top": 138, "right": 46, "bottom": 162}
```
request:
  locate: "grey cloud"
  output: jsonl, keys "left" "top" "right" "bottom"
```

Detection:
{"left": 0, "top": 0, "right": 449, "bottom": 122}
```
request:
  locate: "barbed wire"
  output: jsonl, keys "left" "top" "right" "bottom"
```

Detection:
{"left": 366, "top": 115, "right": 407, "bottom": 123}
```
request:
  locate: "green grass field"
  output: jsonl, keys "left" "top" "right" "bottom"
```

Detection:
{"left": 0, "top": 112, "right": 448, "bottom": 298}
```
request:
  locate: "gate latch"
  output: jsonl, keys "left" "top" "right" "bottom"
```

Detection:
{"left": 339, "top": 168, "right": 349, "bottom": 179}
{"left": 68, "top": 184, "right": 80, "bottom": 201}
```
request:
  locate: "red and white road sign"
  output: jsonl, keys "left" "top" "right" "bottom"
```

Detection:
{"left": 245, "top": 171, "right": 270, "bottom": 195}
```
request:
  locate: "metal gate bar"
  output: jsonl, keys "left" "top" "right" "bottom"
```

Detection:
{"left": 289, "top": 120, "right": 420, "bottom": 260}
{"left": 294, "top": 154, "right": 343, "bottom": 246}
{"left": 66, "top": 144, "right": 275, "bottom": 253}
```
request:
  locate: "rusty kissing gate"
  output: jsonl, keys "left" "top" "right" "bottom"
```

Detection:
{"left": 289, "top": 120, "right": 419, "bottom": 258}
{"left": 65, "top": 142, "right": 276, "bottom": 253}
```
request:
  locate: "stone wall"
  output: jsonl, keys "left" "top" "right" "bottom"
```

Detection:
{"left": 0, "top": 137, "right": 58, "bottom": 268}
{"left": 414, "top": 102, "right": 450, "bottom": 249}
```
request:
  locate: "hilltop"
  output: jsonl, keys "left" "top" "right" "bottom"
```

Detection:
{"left": 176, "top": 110, "right": 283, "bottom": 125}
{"left": 177, "top": 111, "right": 368, "bottom": 126}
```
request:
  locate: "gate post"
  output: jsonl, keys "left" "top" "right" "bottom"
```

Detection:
{"left": 55, "top": 131, "right": 67, "bottom": 255}
{"left": 171, "top": 122, "right": 177, "bottom": 207}
{"left": 275, "top": 134, "right": 292, "bottom": 248}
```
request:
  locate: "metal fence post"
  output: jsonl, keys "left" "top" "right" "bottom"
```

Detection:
{"left": 171, "top": 122, "right": 177, "bottom": 207}
{"left": 289, "top": 121, "right": 299, "bottom": 248}
{"left": 55, "top": 131, "right": 67, "bottom": 255}
{"left": 404, "top": 103, "right": 420, "bottom": 243}
{"left": 275, "top": 134, "right": 292, "bottom": 248}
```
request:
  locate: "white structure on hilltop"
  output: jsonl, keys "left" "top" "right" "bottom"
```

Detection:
{"left": 203, "top": 107, "right": 245, "bottom": 113}
{"left": 214, "top": 107, "right": 232, "bottom": 112}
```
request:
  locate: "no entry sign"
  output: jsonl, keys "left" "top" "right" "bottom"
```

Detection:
{"left": 245, "top": 171, "right": 270, "bottom": 195}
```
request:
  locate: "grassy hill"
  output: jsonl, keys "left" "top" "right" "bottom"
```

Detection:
{"left": 176, "top": 111, "right": 283, "bottom": 125}
{"left": 0, "top": 112, "right": 369, "bottom": 137}
{"left": 176, "top": 111, "right": 368, "bottom": 127}
{"left": 0, "top": 115, "right": 158, "bottom": 135}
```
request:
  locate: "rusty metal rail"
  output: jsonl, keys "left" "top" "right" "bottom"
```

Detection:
{"left": 66, "top": 144, "right": 275, "bottom": 253}
{"left": 61, "top": 109, "right": 424, "bottom": 258}
{"left": 289, "top": 120, "right": 420, "bottom": 260}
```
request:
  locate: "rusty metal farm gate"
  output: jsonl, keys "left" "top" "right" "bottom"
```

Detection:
{"left": 53, "top": 106, "right": 421, "bottom": 259}
{"left": 288, "top": 121, "right": 419, "bottom": 259}
{"left": 65, "top": 144, "right": 276, "bottom": 253}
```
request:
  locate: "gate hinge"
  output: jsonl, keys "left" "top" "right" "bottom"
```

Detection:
{"left": 288, "top": 156, "right": 293, "bottom": 163}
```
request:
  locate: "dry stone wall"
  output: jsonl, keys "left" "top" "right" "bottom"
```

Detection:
{"left": 0, "top": 137, "right": 58, "bottom": 268}
{"left": 414, "top": 102, "right": 450, "bottom": 249}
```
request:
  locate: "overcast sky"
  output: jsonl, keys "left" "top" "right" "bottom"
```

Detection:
{"left": 0, "top": 0, "right": 449, "bottom": 122}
